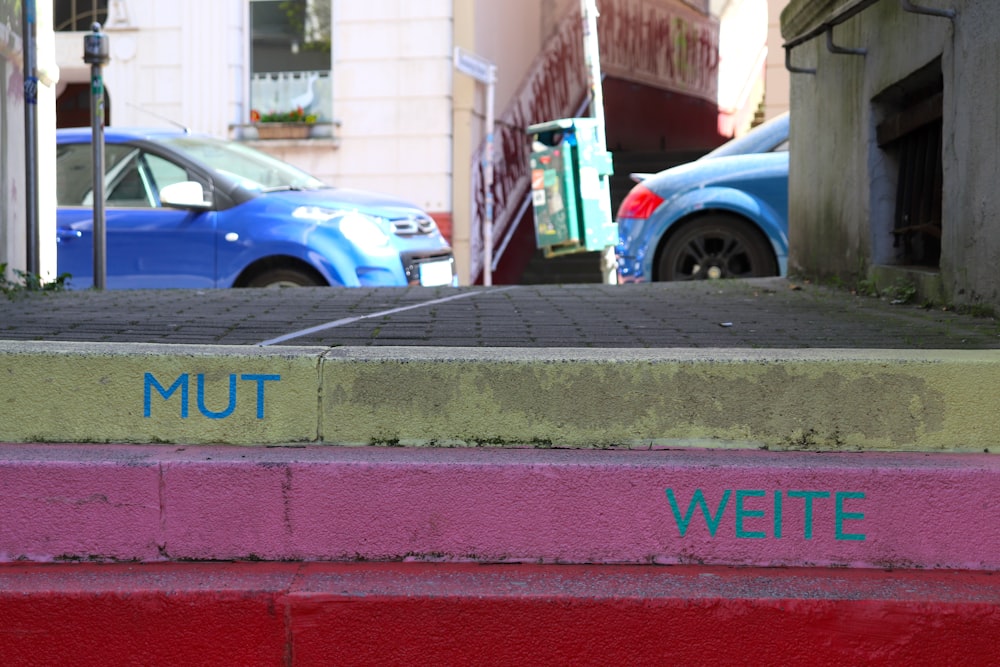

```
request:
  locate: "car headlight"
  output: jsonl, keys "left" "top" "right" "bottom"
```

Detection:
{"left": 292, "top": 207, "right": 390, "bottom": 248}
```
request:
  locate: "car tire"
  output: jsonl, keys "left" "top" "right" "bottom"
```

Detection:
{"left": 247, "top": 268, "right": 326, "bottom": 288}
{"left": 656, "top": 214, "right": 777, "bottom": 281}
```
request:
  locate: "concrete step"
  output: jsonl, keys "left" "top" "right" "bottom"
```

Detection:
{"left": 4, "top": 340, "right": 999, "bottom": 659}
{"left": 2, "top": 561, "right": 999, "bottom": 665}
{"left": 4, "top": 341, "right": 1000, "bottom": 451}
{"left": 3, "top": 444, "right": 998, "bottom": 570}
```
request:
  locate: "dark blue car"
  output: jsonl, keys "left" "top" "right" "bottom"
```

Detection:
{"left": 615, "top": 112, "right": 789, "bottom": 282}
{"left": 56, "top": 128, "right": 456, "bottom": 289}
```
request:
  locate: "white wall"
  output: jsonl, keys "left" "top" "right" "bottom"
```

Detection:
{"left": 322, "top": 0, "right": 453, "bottom": 213}
{"left": 36, "top": 1, "right": 58, "bottom": 282}
{"left": 0, "top": 6, "right": 26, "bottom": 280}
{"left": 55, "top": 3, "right": 242, "bottom": 136}
{"left": 3, "top": 0, "right": 57, "bottom": 282}
{"left": 764, "top": 0, "right": 790, "bottom": 119}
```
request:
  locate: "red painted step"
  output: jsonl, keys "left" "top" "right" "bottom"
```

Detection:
{"left": 1, "top": 562, "right": 999, "bottom": 666}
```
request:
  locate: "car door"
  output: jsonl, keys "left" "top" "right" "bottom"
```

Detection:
{"left": 56, "top": 142, "right": 218, "bottom": 289}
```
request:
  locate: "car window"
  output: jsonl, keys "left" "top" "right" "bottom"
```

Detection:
{"left": 106, "top": 151, "right": 153, "bottom": 207}
{"left": 702, "top": 112, "right": 790, "bottom": 159}
{"left": 57, "top": 142, "right": 205, "bottom": 208}
{"left": 160, "top": 135, "right": 325, "bottom": 191}
{"left": 144, "top": 153, "right": 193, "bottom": 203}
{"left": 57, "top": 143, "right": 142, "bottom": 206}
{"left": 56, "top": 143, "right": 90, "bottom": 205}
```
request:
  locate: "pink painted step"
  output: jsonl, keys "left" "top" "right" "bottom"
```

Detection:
{"left": 1, "top": 561, "right": 999, "bottom": 666}
{"left": 1, "top": 444, "right": 998, "bottom": 569}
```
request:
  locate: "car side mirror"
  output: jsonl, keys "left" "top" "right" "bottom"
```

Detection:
{"left": 160, "top": 181, "right": 211, "bottom": 210}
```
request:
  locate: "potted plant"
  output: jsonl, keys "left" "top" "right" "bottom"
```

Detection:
{"left": 251, "top": 107, "right": 317, "bottom": 139}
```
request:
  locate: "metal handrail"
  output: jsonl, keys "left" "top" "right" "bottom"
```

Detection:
{"left": 901, "top": 0, "right": 956, "bottom": 19}
{"left": 784, "top": 0, "right": 882, "bottom": 51}
{"left": 784, "top": 0, "right": 955, "bottom": 74}
{"left": 826, "top": 26, "right": 867, "bottom": 56}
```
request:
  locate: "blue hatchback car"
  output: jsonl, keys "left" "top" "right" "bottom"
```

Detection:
{"left": 55, "top": 128, "right": 456, "bottom": 289}
{"left": 615, "top": 112, "right": 789, "bottom": 282}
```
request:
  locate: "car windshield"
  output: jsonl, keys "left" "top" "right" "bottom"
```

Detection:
{"left": 159, "top": 135, "right": 327, "bottom": 191}
{"left": 702, "top": 112, "right": 790, "bottom": 159}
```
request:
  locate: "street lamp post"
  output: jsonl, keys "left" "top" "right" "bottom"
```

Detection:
{"left": 453, "top": 47, "right": 498, "bottom": 286}
{"left": 22, "top": 0, "right": 39, "bottom": 276}
{"left": 580, "top": 0, "right": 619, "bottom": 285}
{"left": 580, "top": 0, "right": 606, "bottom": 150}
{"left": 83, "top": 23, "right": 110, "bottom": 289}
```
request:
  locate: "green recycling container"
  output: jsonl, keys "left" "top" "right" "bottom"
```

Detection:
{"left": 527, "top": 117, "right": 617, "bottom": 256}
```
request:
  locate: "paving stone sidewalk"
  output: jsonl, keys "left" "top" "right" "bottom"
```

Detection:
{"left": 1, "top": 277, "right": 998, "bottom": 349}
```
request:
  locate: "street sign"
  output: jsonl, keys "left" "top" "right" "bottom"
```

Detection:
{"left": 453, "top": 47, "right": 498, "bottom": 285}
{"left": 453, "top": 47, "right": 495, "bottom": 84}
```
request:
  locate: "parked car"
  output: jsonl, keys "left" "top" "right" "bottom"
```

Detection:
{"left": 615, "top": 112, "right": 789, "bottom": 282}
{"left": 55, "top": 128, "right": 456, "bottom": 289}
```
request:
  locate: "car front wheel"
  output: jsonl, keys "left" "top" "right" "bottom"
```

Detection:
{"left": 656, "top": 215, "right": 777, "bottom": 281}
{"left": 247, "top": 268, "right": 326, "bottom": 288}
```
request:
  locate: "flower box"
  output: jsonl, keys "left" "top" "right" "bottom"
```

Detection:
{"left": 254, "top": 123, "right": 312, "bottom": 140}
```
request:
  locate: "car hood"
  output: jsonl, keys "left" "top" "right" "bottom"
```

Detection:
{"left": 261, "top": 187, "right": 430, "bottom": 220}
{"left": 643, "top": 152, "right": 788, "bottom": 198}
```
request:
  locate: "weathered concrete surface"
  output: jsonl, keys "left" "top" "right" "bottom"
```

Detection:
{"left": 2, "top": 444, "right": 998, "bottom": 569}
{"left": 2, "top": 561, "right": 1000, "bottom": 666}
{"left": 3, "top": 341, "right": 1000, "bottom": 450}
{"left": 320, "top": 346, "right": 1000, "bottom": 450}
{"left": 0, "top": 342, "right": 322, "bottom": 444}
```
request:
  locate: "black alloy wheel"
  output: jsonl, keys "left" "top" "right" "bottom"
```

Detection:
{"left": 656, "top": 214, "right": 777, "bottom": 281}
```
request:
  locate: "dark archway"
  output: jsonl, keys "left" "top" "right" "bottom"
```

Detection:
{"left": 56, "top": 83, "right": 110, "bottom": 128}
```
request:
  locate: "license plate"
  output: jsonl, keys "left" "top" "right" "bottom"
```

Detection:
{"left": 418, "top": 259, "right": 454, "bottom": 286}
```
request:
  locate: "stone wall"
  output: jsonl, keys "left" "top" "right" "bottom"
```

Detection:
{"left": 782, "top": 0, "right": 1000, "bottom": 308}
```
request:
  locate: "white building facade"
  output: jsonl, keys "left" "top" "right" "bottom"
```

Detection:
{"left": 51, "top": 0, "right": 516, "bottom": 284}
{"left": 2, "top": 0, "right": 779, "bottom": 286}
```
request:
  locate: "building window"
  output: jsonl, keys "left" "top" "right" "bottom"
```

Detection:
{"left": 875, "top": 60, "right": 943, "bottom": 269}
{"left": 55, "top": 0, "right": 108, "bottom": 32}
{"left": 250, "top": 0, "right": 332, "bottom": 124}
